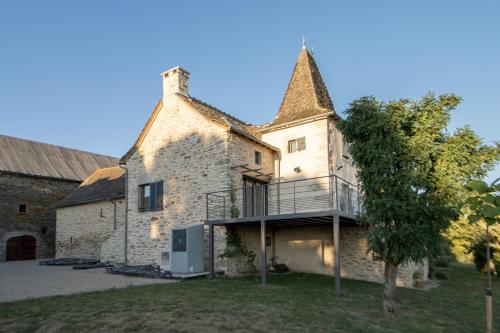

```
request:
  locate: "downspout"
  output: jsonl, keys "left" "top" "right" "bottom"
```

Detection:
{"left": 112, "top": 200, "right": 117, "bottom": 230}
{"left": 119, "top": 162, "right": 129, "bottom": 265}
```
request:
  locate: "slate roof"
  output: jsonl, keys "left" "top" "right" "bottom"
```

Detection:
{"left": 54, "top": 166, "right": 125, "bottom": 207}
{"left": 177, "top": 94, "right": 262, "bottom": 138}
{"left": 267, "top": 47, "right": 334, "bottom": 126}
{"left": 121, "top": 47, "right": 335, "bottom": 161}
{"left": 120, "top": 96, "right": 273, "bottom": 162}
{"left": 0, "top": 134, "right": 118, "bottom": 181}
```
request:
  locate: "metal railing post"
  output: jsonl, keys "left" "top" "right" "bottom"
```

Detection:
{"left": 277, "top": 181, "right": 280, "bottom": 215}
{"left": 328, "top": 174, "right": 333, "bottom": 210}
{"left": 264, "top": 184, "right": 268, "bottom": 216}
{"left": 253, "top": 184, "right": 258, "bottom": 217}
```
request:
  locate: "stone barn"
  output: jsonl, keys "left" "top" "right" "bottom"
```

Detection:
{"left": 0, "top": 135, "right": 117, "bottom": 261}
{"left": 54, "top": 166, "right": 125, "bottom": 263}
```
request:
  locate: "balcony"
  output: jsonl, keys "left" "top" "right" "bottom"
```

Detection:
{"left": 205, "top": 174, "right": 361, "bottom": 224}
{"left": 205, "top": 174, "right": 362, "bottom": 293}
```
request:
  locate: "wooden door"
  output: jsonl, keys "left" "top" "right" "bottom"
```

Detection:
{"left": 6, "top": 235, "right": 36, "bottom": 261}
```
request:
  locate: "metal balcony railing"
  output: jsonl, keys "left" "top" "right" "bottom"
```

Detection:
{"left": 206, "top": 175, "right": 361, "bottom": 222}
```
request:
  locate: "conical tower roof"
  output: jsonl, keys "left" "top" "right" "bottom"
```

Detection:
{"left": 270, "top": 47, "right": 334, "bottom": 126}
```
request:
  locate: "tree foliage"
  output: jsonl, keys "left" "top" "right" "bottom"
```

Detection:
{"left": 338, "top": 93, "right": 499, "bottom": 314}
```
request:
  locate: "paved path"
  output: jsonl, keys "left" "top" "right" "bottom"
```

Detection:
{"left": 0, "top": 260, "right": 175, "bottom": 302}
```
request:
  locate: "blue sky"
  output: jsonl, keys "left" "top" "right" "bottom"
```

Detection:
{"left": 0, "top": 1, "right": 498, "bottom": 180}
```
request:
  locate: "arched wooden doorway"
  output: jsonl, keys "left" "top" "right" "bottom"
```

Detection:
{"left": 6, "top": 235, "right": 37, "bottom": 261}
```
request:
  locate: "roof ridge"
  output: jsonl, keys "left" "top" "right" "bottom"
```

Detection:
{"left": 178, "top": 94, "right": 255, "bottom": 127}
{"left": 0, "top": 134, "right": 118, "bottom": 159}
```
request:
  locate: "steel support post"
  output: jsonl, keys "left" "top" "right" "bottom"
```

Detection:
{"left": 333, "top": 214, "right": 341, "bottom": 296}
{"left": 209, "top": 224, "right": 214, "bottom": 278}
{"left": 260, "top": 219, "right": 267, "bottom": 286}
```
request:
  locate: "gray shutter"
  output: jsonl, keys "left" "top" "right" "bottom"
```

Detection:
{"left": 297, "top": 137, "right": 306, "bottom": 151}
{"left": 156, "top": 181, "right": 163, "bottom": 210}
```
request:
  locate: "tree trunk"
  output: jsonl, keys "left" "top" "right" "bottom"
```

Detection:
{"left": 383, "top": 260, "right": 398, "bottom": 316}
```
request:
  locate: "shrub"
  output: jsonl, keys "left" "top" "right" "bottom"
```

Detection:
{"left": 433, "top": 256, "right": 451, "bottom": 268}
{"left": 434, "top": 271, "right": 448, "bottom": 280}
{"left": 468, "top": 236, "right": 498, "bottom": 274}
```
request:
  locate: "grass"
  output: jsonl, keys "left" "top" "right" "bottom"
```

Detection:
{"left": 0, "top": 263, "right": 498, "bottom": 333}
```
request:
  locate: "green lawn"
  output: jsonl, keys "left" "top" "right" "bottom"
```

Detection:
{"left": 0, "top": 263, "right": 498, "bottom": 333}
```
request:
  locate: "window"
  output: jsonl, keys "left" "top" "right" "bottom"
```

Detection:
{"left": 288, "top": 137, "right": 306, "bottom": 153}
{"left": 255, "top": 151, "right": 262, "bottom": 165}
{"left": 139, "top": 181, "right": 163, "bottom": 212}
{"left": 342, "top": 138, "right": 350, "bottom": 159}
{"left": 19, "top": 204, "right": 27, "bottom": 213}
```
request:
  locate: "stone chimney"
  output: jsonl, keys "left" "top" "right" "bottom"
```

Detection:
{"left": 161, "top": 66, "right": 190, "bottom": 99}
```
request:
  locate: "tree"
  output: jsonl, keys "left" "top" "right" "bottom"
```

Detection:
{"left": 338, "top": 93, "right": 499, "bottom": 315}
{"left": 463, "top": 179, "right": 500, "bottom": 333}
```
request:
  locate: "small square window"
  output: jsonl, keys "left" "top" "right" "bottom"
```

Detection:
{"left": 139, "top": 181, "right": 163, "bottom": 212}
{"left": 19, "top": 204, "right": 27, "bottom": 213}
{"left": 288, "top": 137, "right": 306, "bottom": 153}
{"left": 255, "top": 151, "right": 262, "bottom": 165}
{"left": 288, "top": 140, "right": 298, "bottom": 153}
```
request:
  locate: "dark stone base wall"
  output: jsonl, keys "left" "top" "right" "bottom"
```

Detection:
{"left": 0, "top": 172, "right": 80, "bottom": 261}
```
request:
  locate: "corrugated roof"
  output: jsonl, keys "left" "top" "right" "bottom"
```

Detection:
{"left": 54, "top": 166, "right": 125, "bottom": 207}
{"left": 0, "top": 135, "right": 118, "bottom": 181}
{"left": 268, "top": 47, "right": 334, "bottom": 126}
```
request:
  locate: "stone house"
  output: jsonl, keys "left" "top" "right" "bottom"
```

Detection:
{"left": 54, "top": 166, "right": 125, "bottom": 263}
{"left": 118, "top": 47, "right": 427, "bottom": 288}
{"left": 0, "top": 135, "right": 117, "bottom": 261}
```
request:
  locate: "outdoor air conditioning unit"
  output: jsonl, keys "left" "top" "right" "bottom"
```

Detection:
{"left": 170, "top": 224, "right": 204, "bottom": 274}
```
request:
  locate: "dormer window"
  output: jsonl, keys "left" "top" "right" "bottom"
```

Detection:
{"left": 288, "top": 137, "right": 306, "bottom": 153}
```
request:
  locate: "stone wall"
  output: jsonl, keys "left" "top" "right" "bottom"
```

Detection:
{"left": 227, "top": 224, "right": 427, "bottom": 288}
{"left": 101, "top": 222, "right": 125, "bottom": 263}
{"left": 0, "top": 172, "right": 80, "bottom": 261}
{"left": 55, "top": 199, "right": 125, "bottom": 259}
{"left": 125, "top": 96, "right": 232, "bottom": 267}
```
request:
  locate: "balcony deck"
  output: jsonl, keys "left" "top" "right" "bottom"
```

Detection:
{"left": 205, "top": 175, "right": 362, "bottom": 295}
{"left": 205, "top": 175, "right": 361, "bottom": 225}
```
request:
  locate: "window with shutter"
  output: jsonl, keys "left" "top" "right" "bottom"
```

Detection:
{"left": 139, "top": 181, "right": 164, "bottom": 212}
{"left": 297, "top": 137, "right": 306, "bottom": 151}
{"left": 288, "top": 137, "right": 306, "bottom": 153}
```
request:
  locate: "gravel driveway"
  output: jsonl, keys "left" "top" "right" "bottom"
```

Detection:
{"left": 0, "top": 260, "right": 175, "bottom": 302}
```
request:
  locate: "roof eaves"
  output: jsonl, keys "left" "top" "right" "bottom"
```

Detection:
{"left": 53, "top": 194, "right": 125, "bottom": 208}
{"left": 120, "top": 99, "right": 163, "bottom": 163}
{"left": 223, "top": 119, "right": 279, "bottom": 152}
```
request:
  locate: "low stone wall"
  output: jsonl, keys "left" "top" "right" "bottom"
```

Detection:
{"left": 100, "top": 223, "right": 125, "bottom": 264}
{"left": 223, "top": 224, "right": 427, "bottom": 288}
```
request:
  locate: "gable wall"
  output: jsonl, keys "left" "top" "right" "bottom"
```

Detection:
{"left": 125, "top": 96, "right": 231, "bottom": 267}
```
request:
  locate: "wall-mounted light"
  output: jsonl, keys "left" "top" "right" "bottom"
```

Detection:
{"left": 294, "top": 167, "right": 301, "bottom": 173}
